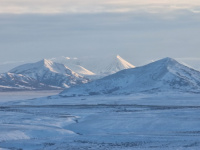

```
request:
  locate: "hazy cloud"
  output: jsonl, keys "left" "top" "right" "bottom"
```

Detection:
{"left": 1, "top": 0, "right": 200, "bottom": 14}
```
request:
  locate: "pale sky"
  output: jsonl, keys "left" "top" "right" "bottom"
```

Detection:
{"left": 0, "top": 1, "right": 200, "bottom": 68}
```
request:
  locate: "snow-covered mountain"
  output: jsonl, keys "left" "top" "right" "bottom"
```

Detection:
{"left": 50, "top": 56, "right": 95, "bottom": 76}
{"left": 51, "top": 55, "right": 135, "bottom": 77}
{"left": 10, "top": 59, "right": 89, "bottom": 88}
{"left": 60, "top": 57, "right": 200, "bottom": 96}
{"left": 0, "top": 55, "right": 134, "bottom": 91}
{"left": 79, "top": 55, "right": 135, "bottom": 75}
{"left": 0, "top": 73, "right": 56, "bottom": 91}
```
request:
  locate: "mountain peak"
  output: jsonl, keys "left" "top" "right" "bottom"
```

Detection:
{"left": 161, "top": 57, "right": 176, "bottom": 62}
{"left": 97, "top": 55, "right": 135, "bottom": 75}
{"left": 116, "top": 55, "right": 121, "bottom": 59}
{"left": 150, "top": 57, "right": 179, "bottom": 67}
{"left": 114, "top": 55, "right": 135, "bottom": 69}
{"left": 38, "top": 59, "right": 53, "bottom": 66}
{"left": 10, "top": 59, "right": 66, "bottom": 75}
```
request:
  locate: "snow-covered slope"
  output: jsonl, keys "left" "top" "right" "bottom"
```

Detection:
{"left": 176, "top": 58, "right": 200, "bottom": 71}
{"left": 10, "top": 59, "right": 89, "bottom": 88}
{"left": 60, "top": 57, "right": 200, "bottom": 96}
{"left": 0, "top": 73, "right": 56, "bottom": 91}
{"left": 51, "top": 57, "right": 95, "bottom": 76}
{"left": 80, "top": 55, "right": 135, "bottom": 75}
{"left": 98, "top": 55, "right": 135, "bottom": 75}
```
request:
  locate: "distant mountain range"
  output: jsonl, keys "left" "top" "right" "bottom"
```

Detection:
{"left": 60, "top": 57, "right": 200, "bottom": 96}
{"left": 0, "top": 55, "right": 134, "bottom": 91}
{"left": 1, "top": 56, "right": 200, "bottom": 94}
{"left": 51, "top": 55, "right": 135, "bottom": 77}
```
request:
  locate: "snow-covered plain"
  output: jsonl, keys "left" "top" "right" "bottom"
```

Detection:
{"left": 1, "top": 92, "right": 200, "bottom": 149}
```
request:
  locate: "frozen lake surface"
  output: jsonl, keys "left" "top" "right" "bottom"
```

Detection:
{"left": 0, "top": 92, "right": 200, "bottom": 149}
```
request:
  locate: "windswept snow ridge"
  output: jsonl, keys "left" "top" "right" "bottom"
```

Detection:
{"left": 61, "top": 57, "right": 200, "bottom": 96}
